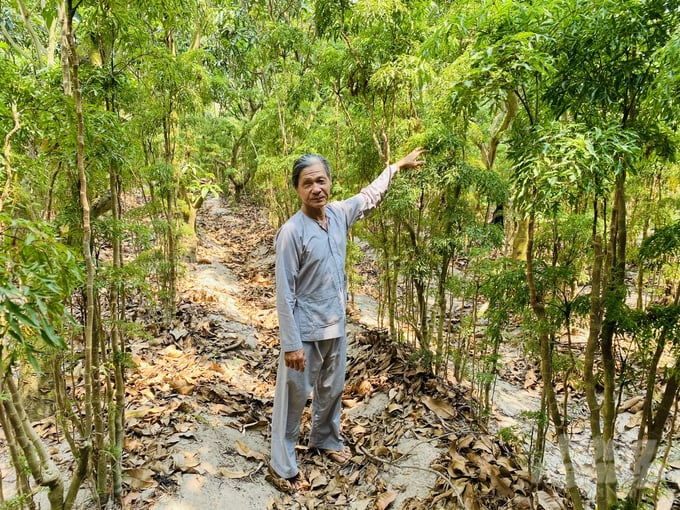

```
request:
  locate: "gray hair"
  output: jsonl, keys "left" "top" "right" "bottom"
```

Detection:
{"left": 292, "top": 154, "right": 331, "bottom": 188}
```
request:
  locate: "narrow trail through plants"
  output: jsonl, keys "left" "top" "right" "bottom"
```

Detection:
{"left": 122, "top": 195, "right": 573, "bottom": 510}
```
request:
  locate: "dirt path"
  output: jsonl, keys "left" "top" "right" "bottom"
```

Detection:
{"left": 130, "top": 196, "right": 449, "bottom": 509}
{"left": 115, "top": 196, "right": 680, "bottom": 510}
{"left": 2, "top": 196, "right": 677, "bottom": 509}
{"left": 124, "top": 195, "right": 572, "bottom": 510}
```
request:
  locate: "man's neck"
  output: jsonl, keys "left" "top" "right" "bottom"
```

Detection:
{"left": 301, "top": 205, "right": 326, "bottom": 222}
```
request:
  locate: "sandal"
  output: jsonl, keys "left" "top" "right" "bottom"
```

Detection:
{"left": 266, "top": 464, "right": 310, "bottom": 493}
{"left": 322, "top": 445, "right": 352, "bottom": 466}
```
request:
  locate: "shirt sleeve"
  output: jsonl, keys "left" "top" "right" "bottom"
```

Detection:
{"left": 358, "top": 163, "right": 398, "bottom": 218}
{"left": 274, "top": 225, "right": 303, "bottom": 352}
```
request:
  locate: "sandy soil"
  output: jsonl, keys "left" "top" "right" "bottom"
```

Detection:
{"left": 146, "top": 197, "right": 449, "bottom": 509}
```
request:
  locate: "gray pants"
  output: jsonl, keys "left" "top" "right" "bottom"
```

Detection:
{"left": 270, "top": 336, "right": 347, "bottom": 479}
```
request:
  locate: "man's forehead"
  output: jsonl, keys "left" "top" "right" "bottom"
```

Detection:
{"left": 299, "top": 164, "right": 329, "bottom": 180}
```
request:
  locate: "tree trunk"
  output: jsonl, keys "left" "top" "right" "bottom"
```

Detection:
{"left": 599, "top": 172, "right": 628, "bottom": 506}
{"left": 92, "top": 309, "right": 107, "bottom": 505}
{"left": 0, "top": 397, "right": 35, "bottom": 509}
{"left": 628, "top": 283, "right": 680, "bottom": 504}
{"left": 109, "top": 166, "right": 126, "bottom": 501}
{"left": 526, "top": 211, "right": 584, "bottom": 510}
{"left": 402, "top": 220, "right": 430, "bottom": 353}
{"left": 1, "top": 103, "right": 20, "bottom": 213}
{"left": 435, "top": 252, "right": 452, "bottom": 375}
{"left": 585, "top": 224, "right": 608, "bottom": 510}
{"left": 64, "top": 3, "right": 99, "bottom": 507}
{"left": 2, "top": 375, "right": 64, "bottom": 509}
{"left": 375, "top": 212, "right": 399, "bottom": 338}
{"left": 512, "top": 218, "right": 528, "bottom": 261}
{"left": 628, "top": 357, "right": 680, "bottom": 505}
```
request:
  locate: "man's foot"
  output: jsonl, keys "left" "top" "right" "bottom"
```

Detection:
{"left": 266, "top": 464, "right": 310, "bottom": 493}
{"left": 322, "top": 445, "right": 352, "bottom": 466}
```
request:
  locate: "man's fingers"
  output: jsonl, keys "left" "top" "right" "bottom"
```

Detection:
{"left": 284, "top": 349, "right": 306, "bottom": 371}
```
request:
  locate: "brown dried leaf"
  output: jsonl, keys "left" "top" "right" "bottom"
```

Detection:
{"left": 355, "top": 379, "right": 373, "bottom": 397}
{"left": 524, "top": 369, "right": 537, "bottom": 389}
{"left": 448, "top": 450, "right": 469, "bottom": 475}
{"left": 537, "top": 489, "right": 566, "bottom": 510}
{"left": 422, "top": 395, "right": 456, "bottom": 420}
{"left": 147, "top": 460, "right": 173, "bottom": 475}
{"left": 374, "top": 490, "right": 397, "bottom": 510}
{"left": 626, "top": 412, "right": 643, "bottom": 429}
{"left": 457, "top": 434, "right": 475, "bottom": 450}
{"left": 387, "top": 402, "right": 403, "bottom": 414}
{"left": 235, "top": 440, "right": 267, "bottom": 462}
{"left": 472, "top": 435, "right": 496, "bottom": 455}
{"left": 219, "top": 467, "right": 250, "bottom": 479}
{"left": 126, "top": 406, "right": 165, "bottom": 419}
{"left": 169, "top": 377, "right": 196, "bottom": 395}
{"left": 124, "top": 437, "right": 146, "bottom": 452}
{"left": 162, "top": 345, "right": 184, "bottom": 358}
{"left": 122, "top": 491, "right": 141, "bottom": 507}
{"left": 307, "top": 467, "right": 328, "bottom": 489}
{"left": 343, "top": 398, "right": 359, "bottom": 408}
{"left": 171, "top": 451, "right": 201, "bottom": 473}
{"left": 619, "top": 395, "right": 644, "bottom": 412}
{"left": 123, "top": 468, "right": 157, "bottom": 490}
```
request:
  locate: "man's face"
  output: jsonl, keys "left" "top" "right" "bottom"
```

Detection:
{"left": 296, "top": 162, "right": 331, "bottom": 212}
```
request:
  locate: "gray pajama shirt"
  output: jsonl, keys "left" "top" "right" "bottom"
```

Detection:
{"left": 270, "top": 163, "right": 399, "bottom": 479}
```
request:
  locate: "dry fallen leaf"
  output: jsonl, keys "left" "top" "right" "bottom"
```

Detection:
{"left": 126, "top": 406, "right": 166, "bottom": 419}
{"left": 162, "top": 345, "right": 184, "bottom": 358}
{"left": 537, "top": 489, "right": 566, "bottom": 510}
{"left": 122, "top": 491, "right": 141, "bottom": 507}
{"left": 171, "top": 451, "right": 201, "bottom": 472}
{"left": 235, "top": 440, "right": 267, "bottom": 462}
{"left": 219, "top": 467, "right": 251, "bottom": 479}
{"left": 374, "top": 490, "right": 397, "bottom": 510}
{"left": 123, "top": 468, "right": 157, "bottom": 490}
{"left": 524, "top": 369, "right": 538, "bottom": 389}
{"left": 307, "top": 467, "right": 328, "bottom": 489}
{"left": 422, "top": 395, "right": 456, "bottom": 420}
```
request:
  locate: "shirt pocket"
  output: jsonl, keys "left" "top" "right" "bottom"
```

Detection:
{"left": 298, "top": 293, "right": 342, "bottom": 334}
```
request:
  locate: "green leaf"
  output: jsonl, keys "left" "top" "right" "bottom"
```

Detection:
{"left": 26, "top": 350, "right": 41, "bottom": 376}
{"left": 3, "top": 300, "right": 40, "bottom": 330}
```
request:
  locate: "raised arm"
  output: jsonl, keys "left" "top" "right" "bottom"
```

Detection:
{"left": 358, "top": 147, "right": 427, "bottom": 216}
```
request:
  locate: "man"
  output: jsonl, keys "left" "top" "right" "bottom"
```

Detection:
{"left": 268, "top": 147, "right": 426, "bottom": 493}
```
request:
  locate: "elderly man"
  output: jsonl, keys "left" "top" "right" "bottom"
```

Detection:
{"left": 268, "top": 147, "right": 426, "bottom": 492}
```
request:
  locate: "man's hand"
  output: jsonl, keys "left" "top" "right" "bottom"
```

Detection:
{"left": 284, "top": 348, "right": 306, "bottom": 372}
{"left": 395, "top": 147, "right": 427, "bottom": 171}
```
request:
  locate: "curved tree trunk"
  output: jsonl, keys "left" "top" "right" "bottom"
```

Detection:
{"left": 0, "top": 393, "right": 35, "bottom": 509}
{"left": 64, "top": 2, "right": 99, "bottom": 507}
{"left": 526, "top": 211, "right": 584, "bottom": 510}
{"left": 600, "top": 172, "right": 627, "bottom": 506}
{"left": 2, "top": 375, "right": 64, "bottom": 509}
{"left": 628, "top": 283, "right": 680, "bottom": 505}
{"left": 584, "top": 229, "right": 608, "bottom": 510}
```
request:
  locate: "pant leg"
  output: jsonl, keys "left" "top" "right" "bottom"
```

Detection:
{"left": 270, "top": 345, "right": 312, "bottom": 479}
{"left": 308, "top": 336, "right": 346, "bottom": 451}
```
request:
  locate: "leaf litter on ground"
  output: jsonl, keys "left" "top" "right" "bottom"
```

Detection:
{"left": 120, "top": 196, "right": 575, "bottom": 510}
{"left": 1, "top": 196, "right": 575, "bottom": 509}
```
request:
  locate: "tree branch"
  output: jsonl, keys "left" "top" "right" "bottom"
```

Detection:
{"left": 1, "top": 103, "right": 20, "bottom": 214}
